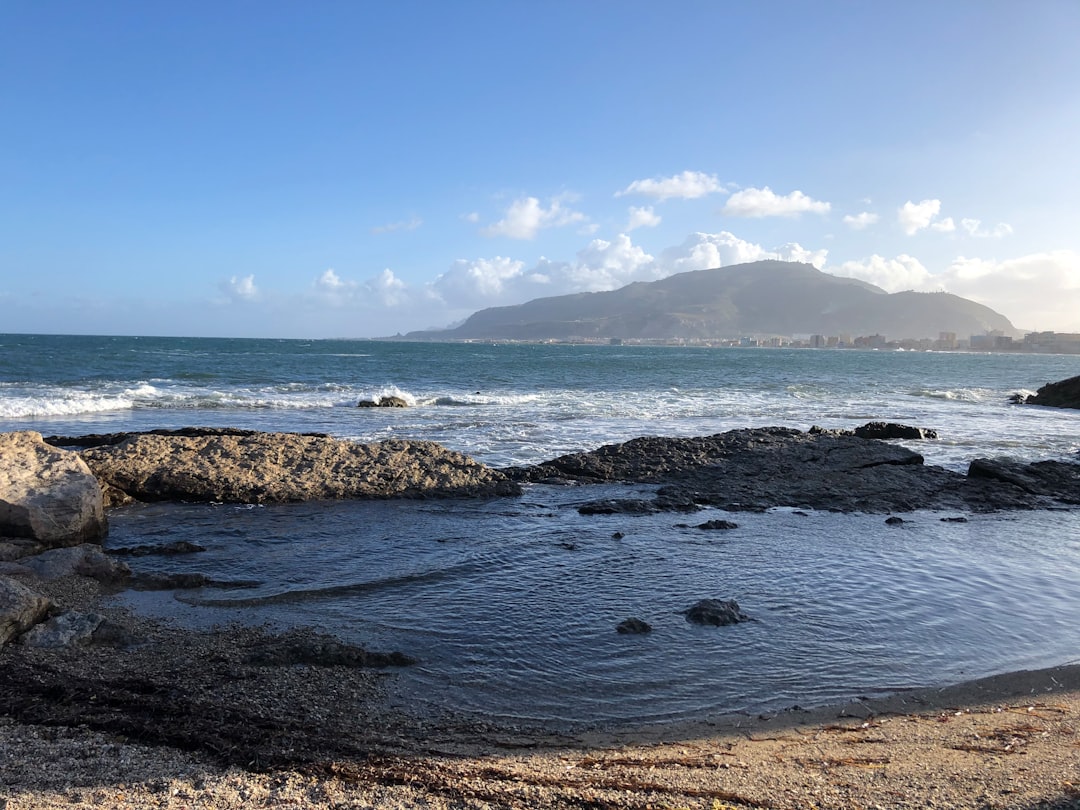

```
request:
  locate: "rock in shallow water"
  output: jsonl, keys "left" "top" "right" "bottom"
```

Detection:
{"left": 681, "top": 598, "right": 749, "bottom": 627}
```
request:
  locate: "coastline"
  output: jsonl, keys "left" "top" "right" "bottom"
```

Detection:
{"left": 3, "top": 576, "right": 1079, "bottom": 809}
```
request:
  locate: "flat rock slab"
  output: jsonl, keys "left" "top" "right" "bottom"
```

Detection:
{"left": 512, "top": 427, "right": 1080, "bottom": 513}
{"left": 0, "top": 431, "right": 106, "bottom": 546}
{"left": 81, "top": 431, "right": 520, "bottom": 504}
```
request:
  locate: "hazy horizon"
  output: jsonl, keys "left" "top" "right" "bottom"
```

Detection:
{"left": 3, "top": 2, "right": 1078, "bottom": 339}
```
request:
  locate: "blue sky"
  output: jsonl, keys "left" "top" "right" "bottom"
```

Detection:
{"left": 2, "top": 1, "right": 1079, "bottom": 338}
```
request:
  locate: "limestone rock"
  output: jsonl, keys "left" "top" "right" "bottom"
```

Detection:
{"left": 0, "top": 576, "right": 53, "bottom": 646}
{"left": 80, "top": 431, "right": 520, "bottom": 504}
{"left": 20, "top": 544, "right": 131, "bottom": 584}
{"left": 0, "top": 431, "right": 106, "bottom": 546}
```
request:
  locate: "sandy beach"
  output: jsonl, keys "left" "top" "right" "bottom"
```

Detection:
{"left": 2, "top": 576, "right": 1079, "bottom": 810}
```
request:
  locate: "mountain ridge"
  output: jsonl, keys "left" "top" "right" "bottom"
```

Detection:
{"left": 407, "top": 260, "right": 1017, "bottom": 342}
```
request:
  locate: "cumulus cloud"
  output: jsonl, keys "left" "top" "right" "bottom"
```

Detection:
{"left": 938, "top": 251, "right": 1080, "bottom": 330}
{"left": 898, "top": 199, "right": 946, "bottom": 235}
{"left": 220, "top": 274, "right": 258, "bottom": 301}
{"left": 961, "top": 218, "right": 1014, "bottom": 238}
{"left": 658, "top": 232, "right": 826, "bottom": 274}
{"left": 432, "top": 256, "right": 528, "bottom": 307}
{"left": 831, "top": 254, "right": 934, "bottom": 292}
{"left": 625, "top": 206, "right": 661, "bottom": 231}
{"left": 931, "top": 217, "right": 956, "bottom": 233}
{"left": 722, "top": 187, "right": 831, "bottom": 218}
{"left": 615, "top": 170, "right": 725, "bottom": 201}
{"left": 371, "top": 217, "right": 422, "bottom": 235}
{"left": 481, "top": 196, "right": 587, "bottom": 240}
{"left": 843, "top": 211, "right": 879, "bottom": 230}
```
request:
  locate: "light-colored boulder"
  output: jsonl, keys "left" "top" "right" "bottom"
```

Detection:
{"left": 20, "top": 544, "right": 130, "bottom": 584}
{"left": 0, "top": 431, "right": 107, "bottom": 546}
{"left": 81, "top": 431, "right": 520, "bottom": 503}
{"left": 0, "top": 575, "right": 53, "bottom": 646}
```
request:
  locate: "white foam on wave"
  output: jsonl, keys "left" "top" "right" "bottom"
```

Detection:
{"left": 0, "top": 392, "right": 134, "bottom": 419}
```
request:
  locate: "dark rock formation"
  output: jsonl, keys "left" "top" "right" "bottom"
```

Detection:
{"left": 80, "top": 431, "right": 520, "bottom": 504}
{"left": 885, "top": 516, "right": 905, "bottom": 525}
{"left": 695, "top": 519, "right": 739, "bottom": 531}
{"left": 17, "top": 544, "right": 130, "bottom": 585}
{"left": 357, "top": 396, "right": 408, "bottom": 408}
{"left": 1020, "top": 375, "right": 1080, "bottom": 410}
{"left": 682, "top": 599, "right": 749, "bottom": 626}
{"left": 853, "top": 422, "right": 938, "bottom": 440}
{"left": 513, "top": 426, "right": 1080, "bottom": 514}
{"left": 616, "top": 618, "right": 652, "bottom": 634}
{"left": 44, "top": 426, "right": 329, "bottom": 450}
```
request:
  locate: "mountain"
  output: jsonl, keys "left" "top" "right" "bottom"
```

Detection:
{"left": 408, "top": 261, "right": 1018, "bottom": 342}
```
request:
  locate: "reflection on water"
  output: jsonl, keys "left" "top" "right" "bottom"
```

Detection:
{"left": 108, "top": 487, "right": 1080, "bottom": 727}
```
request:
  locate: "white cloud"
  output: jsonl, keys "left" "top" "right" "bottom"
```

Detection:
{"left": 843, "top": 211, "right": 879, "bottom": 230}
{"left": 722, "top": 187, "right": 830, "bottom": 218}
{"left": 831, "top": 254, "right": 934, "bottom": 292}
{"left": 625, "top": 205, "right": 661, "bottom": 231}
{"left": 898, "top": 199, "right": 945, "bottom": 235}
{"left": 433, "top": 256, "right": 527, "bottom": 306}
{"left": 938, "top": 251, "right": 1080, "bottom": 330}
{"left": 371, "top": 216, "right": 422, "bottom": 235}
{"left": 366, "top": 268, "right": 409, "bottom": 307}
{"left": 481, "top": 196, "right": 587, "bottom": 240}
{"left": 774, "top": 243, "right": 828, "bottom": 267}
{"left": 316, "top": 268, "right": 352, "bottom": 291}
{"left": 461, "top": 212, "right": 480, "bottom": 224}
{"left": 931, "top": 216, "right": 956, "bottom": 233}
{"left": 616, "top": 170, "right": 725, "bottom": 201}
{"left": 220, "top": 274, "right": 258, "bottom": 301}
{"left": 658, "top": 232, "right": 827, "bottom": 273}
{"left": 961, "top": 218, "right": 1014, "bottom": 238}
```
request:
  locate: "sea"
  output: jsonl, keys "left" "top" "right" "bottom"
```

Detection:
{"left": 2, "top": 333, "right": 1080, "bottom": 728}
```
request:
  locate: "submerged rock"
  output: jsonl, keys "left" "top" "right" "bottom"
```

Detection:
{"left": 682, "top": 599, "right": 749, "bottom": 627}
{"left": 80, "top": 431, "right": 520, "bottom": 504}
{"left": 0, "top": 431, "right": 107, "bottom": 547}
{"left": 616, "top": 617, "right": 652, "bottom": 634}
{"left": 109, "top": 540, "right": 206, "bottom": 557}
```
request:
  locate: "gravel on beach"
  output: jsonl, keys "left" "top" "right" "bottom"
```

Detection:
{"left": 2, "top": 576, "right": 1080, "bottom": 810}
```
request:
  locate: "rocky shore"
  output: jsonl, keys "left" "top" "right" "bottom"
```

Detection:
{"left": 3, "top": 423, "right": 1080, "bottom": 808}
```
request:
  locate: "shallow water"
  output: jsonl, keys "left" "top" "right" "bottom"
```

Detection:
{"left": 109, "top": 489, "right": 1080, "bottom": 726}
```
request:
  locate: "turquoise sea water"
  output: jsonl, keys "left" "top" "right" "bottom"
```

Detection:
{"left": 2, "top": 333, "right": 1080, "bottom": 725}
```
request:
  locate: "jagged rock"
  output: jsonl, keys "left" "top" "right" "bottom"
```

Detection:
{"left": 1021, "top": 375, "right": 1080, "bottom": 409}
{"left": 853, "top": 422, "right": 938, "bottom": 440}
{"left": 110, "top": 540, "right": 206, "bottom": 557}
{"left": 616, "top": 617, "right": 652, "bottom": 634}
{"left": 682, "top": 599, "right": 749, "bottom": 626}
{"left": 967, "top": 458, "right": 1080, "bottom": 504}
{"left": 357, "top": 396, "right": 408, "bottom": 408}
{"left": 80, "top": 431, "right": 520, "bottom": 504}
{"left": 515, "top": 426, "right": 1080, "bottom": 514}
{"left": 0, "top": 576, "right": 53, "bottom": 646}
{"left": 19, "top": 544, "right": 130, "bottom": 584}
{"left": 0, "top": 431, "right": 107, "bottom": 547}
